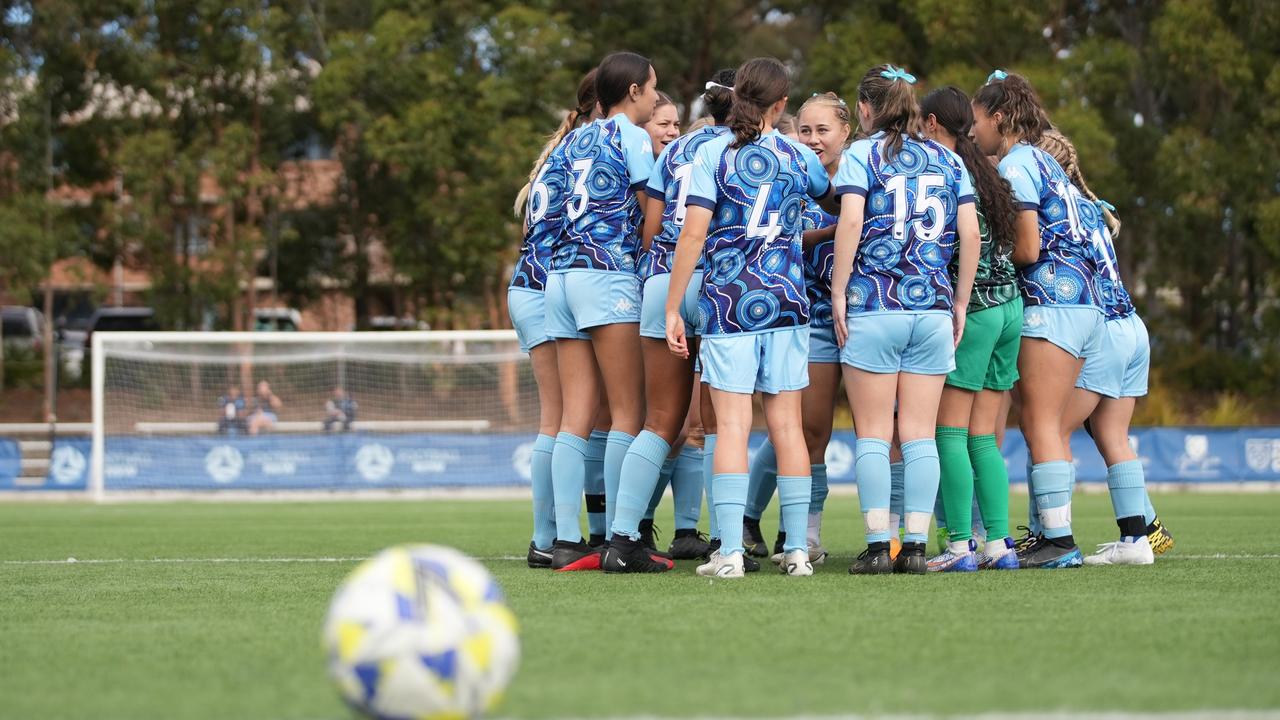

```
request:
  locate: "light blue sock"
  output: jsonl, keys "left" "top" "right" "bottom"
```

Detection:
{"left": 1026, "top": 456, "right": 1043, "bottom": 535}
{"left": 603, "top": 430, "right": 635, "bottom": 540}
{"left": 704, "top": 434, "right": 719, "bottom": 538}
{"left": 672, "top": 445, "right": 704, "bottom": 530}
{"left": 890, "top": 460, "right": 905, "bottom": 528}
{"left": 646, "top": 456, "right": 675, "bottom": 521}
{"left": 713, "top": 473, "right": 749, "bottom": 555}
{"left": 856, "top": 438, "right": 892, "bottom": 543}
{"left": 902, "top": 438, "right": 941, "bottom": 544}
{"left": 610, "top": 430, "right": 670, "bottom": 541}
{"left": 777, "top": 474, "right": 812, "bottom": 553}
{"left": 745, "top": 438, "right": 778, "bottom": 520}
{"left": 809, "top": 463, "right": 829, "bottom": 513}
{"left": 1143, "top": 490, "right": 1157, "bottom": 525}
{"left": 551, "top": 432, "right": 587, "bottom": 543}
{"left": 530, "top": 434, "right": 557, "bottom": 550}
{"left": 1032, "top": 460, "right": 1074, "bottom": 539}
{"left": 1107, "top": 460, "right": 1147, "bottom": 522}
{"left": 584, "top": 430, "right": 608, "bottom": 538}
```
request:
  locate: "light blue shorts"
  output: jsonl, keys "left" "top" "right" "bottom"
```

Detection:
{"left": 545, "top": 270, "right": 641, "bottom": 340}
{"left": 508, "top": 287, "right": 551, "bottom": 353}
{"left": 1021, "top": 304, "right": 1104, "bottom": 359}
{"left": 840, "top": 311, "right": 955, "bottom": 375}
{"left": 700, "top": 326, "right": 810, "bottom": 395}
{"left": 808, "top": 323, "right": 840, "bottom": 364}
{"left": 640, "top": 271, "right": 703, "bottom": 339}
{"left": 1076, "top": 312, "right": 1150, "bottom": 398}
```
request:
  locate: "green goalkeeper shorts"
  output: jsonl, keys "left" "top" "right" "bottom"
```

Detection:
{"left": 946, "top": 296, "right": 1022, "bottom": 392}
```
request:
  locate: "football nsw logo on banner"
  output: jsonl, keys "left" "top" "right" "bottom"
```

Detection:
{"left": 205, "top": 445, "right": 244, "bottom": 484}
{"left": 49, "top": 445, "right": 87, "bottom": 486}
{"left": 355, "top": 443, "right": 395, "bottom": 482}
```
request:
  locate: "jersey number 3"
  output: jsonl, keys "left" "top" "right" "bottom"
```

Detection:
{"left": 566, "top": 158, "right": 592, "bottom": 221}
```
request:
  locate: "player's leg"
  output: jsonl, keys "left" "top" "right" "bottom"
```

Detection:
{"left": 969, "top": 389, "right": 1018, "bottom": 568}
{"left": 1083, "top": 395, "right": 1154, "bottom": 565}
{"left": 896, "top": 370, "right": 949, "bottom": 574}
{"left": 844, "top": 365, "right": 898, "bottom": 574}
{"left": 931, "top": 384, "right": 977, "bottom": 572}
{"left": 551, "top": 337, "right": 604, "bottom": 568}
{"left": 526, "top": 341, "right": 562, "bottom": 567}
{"left": 800, "top": 361, "right": 840, "bottom": 563}
{"left": 585, "top": 398, "right": 610, "bottom": 546}
{"left": 696, "top": 386, "right": 753, "bottom": 578}
{"left": 743, "top": 437, "right": 777, "bottom": 557}
{"left": 763, "top": 388, "right": 813, "bottom": 576}
{"left": 668, "top": 377, "right": 713, "bottom": 560}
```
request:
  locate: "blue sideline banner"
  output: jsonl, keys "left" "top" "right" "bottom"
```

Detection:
{"left": 5, "top": 426, "right": 1280, "bottom": 491}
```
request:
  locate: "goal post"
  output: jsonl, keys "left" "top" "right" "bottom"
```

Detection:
{"left": 89, "top": 330, "right": 538, "bottom": 500}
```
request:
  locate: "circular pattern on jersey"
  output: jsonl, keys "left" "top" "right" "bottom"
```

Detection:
{"left": 716, "top": 201, "right": 739, "bottom": 226}
{"left": 1098, "top": 277, "right": 1118, "bottom": 307}
{"left": 868, "top": 189, "right": 892, "bottom": 216}
{"left": 893, "top": 142, "right": 930, "bottom": 175}
{"left": 1077, "top": 197, "right": 1102, "bottom": 230}
{"left": 708, "top": 248, "right": 748, "bottom": 286}
{"left": 1052, "top": 267, "right": 1087, "bottom": 303}
{"left": 587, "top": 163, "right": 621, "bottom": 198}
{"left": 1044, "top": 197, "right": 1067, "bottom": 223}
{"left": 735, "top": 145, "right": 780, "bottom": 187}
{"left": 811, "top": 298, "right": 833, "bottom": 326}
{"left": 780, "top": 195, "right": 804, "bottom": 230}
{"left": 736, "top": 289, "right": 781, "bottom": 330}
{"left": 863, "top": 236, "right": 903, "bottom": 271}
{"left": 847, "top": 277, "right": 876, "bottom": 309}
{"left": 570, "top": 126, "right": 598, "bottom": 157}
{"left": 897, "top": 275, "right": 937, "bottom": 310}
{"left": 761, "top": 246, "right": 788, "bottom": 275}
{"left": 913, "top": 240, "right": 947, "bottom": 269}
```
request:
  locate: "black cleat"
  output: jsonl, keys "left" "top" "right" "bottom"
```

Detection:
{"left": 743, "top": 517, "right": 769, "bottom": 557}
{"left": 709, "top": 537, "right": 722, "bottom": 555}
{"left": 551, "top": 539, "right": 601, "bottom": 571}
{"left": 601, "top": 535, "right": 673, "bottom": 573}
{"left": 527, "top": 542, "right": 552, "bottom": 569}
{"left": 587, "top": 533, "right": 607, "bottom": 549}
{"left": 1018, "top": 536, "right": 1083, "bottom": 569}
{"left": 893, "top": 541, "right": 927, "bottom": 574}
{"left": 849, "top": 542, "right": 893, "bottom": 575}
{"left": 1147, "top": 517, "right": 1175, "bottom": 555}
{"left": 637, "top": 519, "right": 673, "bottom": 560}
{"left": 772, "top": 531, "right": 785, "bottom": 557}
{"left": 743, "top": 554, "right": 761, "bottom": 573}
{"left": 1013, "top": 525, "right": 1040, "bottom": 556}
{"left": 668, "top": 529, "right": 713, "bottom": 560}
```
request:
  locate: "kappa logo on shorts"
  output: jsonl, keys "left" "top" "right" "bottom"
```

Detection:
{"left": 1025, "top": 310, "right": 1045, "bottom": 328}
{"left": 614, "top": 297, "right": 635, "bottom": 314}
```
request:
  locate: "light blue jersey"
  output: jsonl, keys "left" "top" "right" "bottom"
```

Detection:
{"left": 999, "top": 143, "right": 1104, "bottom": 308}
{"left": 833, "top": 133, "right": 975, "bottom": 313}
{"left": 1092, "top": 222, "right": 1135, "bottom": 320}
{"left": 685, "top": 130, "right": 831, "bottom": 336}
{"left": 640, "top": 125, "right": 730, "bottom": 279}
{"left": 801, "top": 200, "right": 837, "bottom": 328}
{"left": 511, "top": 137, "right": 571, "bottom": 291}
{"left": 552, "top": 113, "right": 655, "bottom": 274}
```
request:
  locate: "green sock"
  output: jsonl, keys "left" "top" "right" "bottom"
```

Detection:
{"left": 936, "top": 426, "right": 972, "bottom": 543}
{"left": 969, "top": 433, "right": 1010, "bottom": 541}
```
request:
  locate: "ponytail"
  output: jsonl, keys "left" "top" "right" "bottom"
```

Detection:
{"left": 514, "top": 69, "right": 598, "bottom": 217}
{"left": 701, "top": 68, "right": 736, "bottom": 125}
{"left": 973, "top": 70, "right": 1051, "bottom": 146}
{"left": 726, "top": 57, "right": 790, "bottom": 148}
{"left": 857, "top": 64, "right": 923, "bottom": 162}
{"left": 1037, "top": 129, "right": 1121, "bottom": 238}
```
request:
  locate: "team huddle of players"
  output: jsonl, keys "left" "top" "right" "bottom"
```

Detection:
{"left": 509, "top": 51, "right": 1174, "bottom": 578}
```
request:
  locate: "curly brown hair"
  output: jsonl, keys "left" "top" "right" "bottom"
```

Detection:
{"left": 972, "top": 71, "right": 1051, "bottom": 145}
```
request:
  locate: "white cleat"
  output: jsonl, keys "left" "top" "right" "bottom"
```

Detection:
{"left": 1084, "top": 536, "right": 1155, "bottom": 566}
{"left": 781, "top": 549, "right": 814, "bottom": 576}
{"left": 696, "top": 550, "right": 745, "bottom": 578}
{"left": 808, "top": 545, "right": 828, "bottom": 565}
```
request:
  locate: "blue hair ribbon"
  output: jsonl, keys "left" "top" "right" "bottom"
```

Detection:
{"left": 880, "top": 66, "right": 916, "bottom": 84}
{"left": 1096, "top": 198, "right": 1116, "bottom": 213}
{"left": 987, "top": 69, "right": 1008, "bottom": 84}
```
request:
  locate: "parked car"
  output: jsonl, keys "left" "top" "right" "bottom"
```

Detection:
{"left": 83, "top": 307, "right": 159, "bottom": 359}
{"left": 1, "top": 306, "right": 45, "bottom": 352}
{"left": 253, "top": 307, "right": 302, "bottom": 332}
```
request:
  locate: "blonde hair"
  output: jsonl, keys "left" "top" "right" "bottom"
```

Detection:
{"left": 514, "top": 69, "right": 598, "bottom": 217}
{"left": 797, "top": 92, "right": 853, "bottom": 148}
{"left": 1037, "top": 129, "right": 1121, "bottom": 238}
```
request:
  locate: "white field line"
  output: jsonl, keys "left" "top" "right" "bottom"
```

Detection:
{"left": 5, "top": 554, "right": 1280, "bottom": 567}
{"left": 475, "top": 714, "right": 1280, "bottom": 720}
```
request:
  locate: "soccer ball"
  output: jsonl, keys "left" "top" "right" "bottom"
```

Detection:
{"left": 323, "top": 545, "right": 519, "bottom": 719}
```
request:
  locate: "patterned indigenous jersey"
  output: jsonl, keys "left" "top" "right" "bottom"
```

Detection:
{"left": 511, "top": 136, "right": 571, "bottom": 291}
{"left": 552, "top": 113, "right": 654, "bottom": 273}
{"left": 801, "top": 200, "right": 838, "bottom": 329}
{"left": 947, "top": 197, "right": 1019, "bottom": 312}
{"left": 833, "top": 133, "right": 975, "bottom": 313}
{"left": 639, "top": 125, "right": 731, "bottom": 279}
{"left": 999, "top": 143, "right": 1104, "bottom": 308}
{"left": 1091, "top": 221, "right": 1135, "bottom": 320}
{"left": 685, "top": 130, "right": 831, "bottom": 336}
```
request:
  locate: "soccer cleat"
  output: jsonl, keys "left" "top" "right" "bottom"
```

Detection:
{"left": 976, "top": 537, "right": 1020, "bottom": 570}
{"left": 1013, "top": 525, "right": 1039, "bottom": 555}
{"left": 780, "top": 549, "right": 814, "bottom": 576}
{"left": 742, "top": 518, "right": 769, "bottom": 557}
{"left": 1018, "top": 538, "right": 1083, "bottom": 569}
{"left": 637, "top": 520, "right": 674, "bottom": 561}
{"left": 1083, "top": 536, "right": 1155, "bottom": 566}
{"left": 551, "top": 539, "right": 601, "bottom": 571}
{"left": 1147, "top": 517, "right": 1175, "bottom": 555}
{"left": 709, "top": 537, "right": 721, "bottom": 554}
{"left": 894, "top": 541, "right": 928, "bottom": 574}
{"left": 849, "top": 543, "right": 893, "bottom": 575}
{"left": 808, "top": 545, "right": 828, "bottom": 565}
{"left": 772, "top": 531, "right": 785, "bottom": 557}
{"left": 668, "top": 529, "right": 713, "bottom": 560}
{"left": 742, "top": 554, "right": 761, "bottom": 573}
{"left": 587, "top": 533, "right": 607, "bottom": 549}
{"left": 527, "top": 542, "right": 553, "bottom": 569}
{"left": 927, "top": 540, "right": 979, "bottom": 573}
{"left": 696, "top": 550, "right": 745, "bottom": 578}
{"left": 601, "top": 535, "right": 674, "bottom": 573}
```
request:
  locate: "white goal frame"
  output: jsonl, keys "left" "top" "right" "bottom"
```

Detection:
{"left": 90, "top": 330, "right": 521, "bottom": 502}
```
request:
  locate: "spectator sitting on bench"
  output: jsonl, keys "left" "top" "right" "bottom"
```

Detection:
{"left": 248, "top": 380, "right": 282, "bottom": 435}
{"left": 323, "top": 386, "right": 358, "bottom": 432}
{"left": 217, "top": 385, "right": 247, "bottom": 435}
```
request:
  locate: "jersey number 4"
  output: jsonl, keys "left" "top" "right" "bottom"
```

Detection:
{"left": 746, "top": 181, "right": 783, "bottom": 244}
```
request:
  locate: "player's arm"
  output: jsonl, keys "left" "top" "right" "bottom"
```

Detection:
{"left": 830, "top": 192, "right": 865, "bottom": 348}
{"left": 1012, "top": 211, "right": 1039, "bottom": 266}
{"left": 640, "top": 193, "right": 664, "bottom": 252}
{"left": 802, "top": 223, "right": 836, "bottom": 248}
{"left": 666, "top": 206, "right": 711, "bottom": 359}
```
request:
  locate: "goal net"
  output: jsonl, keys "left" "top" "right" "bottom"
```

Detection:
{"left": 87, "top": 331, "right": 537, "bottom": 498}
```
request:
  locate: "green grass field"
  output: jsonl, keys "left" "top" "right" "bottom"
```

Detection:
{"left": 2, "top": 493, "right": 1279, "bottom": 720}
